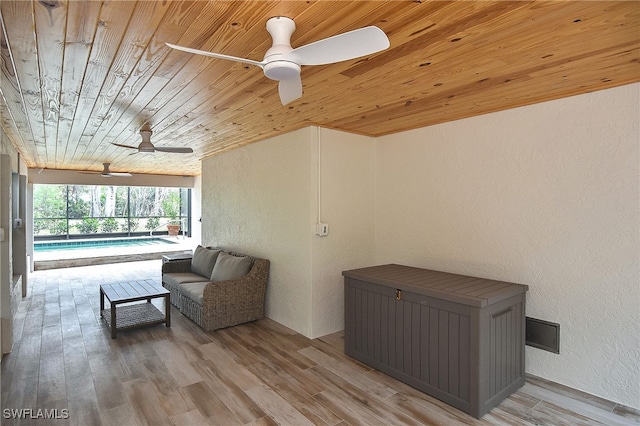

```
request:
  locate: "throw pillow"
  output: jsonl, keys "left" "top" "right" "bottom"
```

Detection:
{"left": 191, "top": 245, "right": 221, "bottom": 278}
{"left": 210, "top": 252, "right": 252, "bottom": 281}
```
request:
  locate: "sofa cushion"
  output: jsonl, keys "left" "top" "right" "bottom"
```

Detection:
{"left": 163, "top": 272, "right": 209, "bottom": 291}
{"left": 179, "top": 282, "right": 207, "bottom": 304}
{"left": 191, "top": 245, "right": 221, "bottom": 278}
{"left": 210, "top": 252, "right": 252, "bottom": 281}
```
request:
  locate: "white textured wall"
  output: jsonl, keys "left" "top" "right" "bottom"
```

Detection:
{"left": 201, "top": 127, "right": 376, "bottom": 338}
{"left": 310, "top": 128, "right": 376, "bottom": 338}
{"left": 201, "top": 128, "right": 314, "bottom": 335}
{"left": 191, "top": 174, "right": 202, "bottom": 246}
{"left": 375, "top": 83, "right": 640, "bottom": 409}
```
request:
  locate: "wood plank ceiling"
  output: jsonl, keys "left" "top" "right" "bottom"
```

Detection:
{"left": 1, "top": 1, "right": 638, "bottom": 177}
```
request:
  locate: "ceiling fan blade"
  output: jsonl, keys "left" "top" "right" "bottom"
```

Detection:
{"left": 112, "top": 142, "right": 139, "bottom": 150}
{"left": 107, "top": 172, "right": 132, "bottom": 177}
{"left": 154, "top": 146, "right": 194, "bottom": 153}
{"left": 284, "top": 26, "right": 389, "bottom": 66}
{"left": 278, "top": 75, "right": 302, "bottom": 105}
{"left": 165, "top": 43, "right": 264, "bottom": 68}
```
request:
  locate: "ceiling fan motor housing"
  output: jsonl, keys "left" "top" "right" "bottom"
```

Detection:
{"left": 263, "top": 17, "right": 300, "bottom": 81}
{"left": 265, "top": 16, "right": 296, "bottom": 48}
{"left": 264, "top": 61, "right": 301, "bottom": 81}
{"left": 101, "top": 163, "right": 112, "bottom": 177}
{"left": 138, "top": 130, "right": 156, "bottom": 152}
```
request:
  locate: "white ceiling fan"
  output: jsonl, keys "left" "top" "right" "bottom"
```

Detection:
{"left": 112, "top": 129, "right": 194, "bottom": 154}
{"left": 166, "top": 16, "right": 390, "bottom": 105}
{"left": 80, "top": 162, "right": 132, "bottom": 177}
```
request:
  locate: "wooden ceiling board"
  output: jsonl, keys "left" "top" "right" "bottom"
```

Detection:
{"left": 113, "top": 2, "right": 281, "bottom": 149}
{"left": 64, "top": 0, "right": 137, "bottom": 170}
{"left": 57, "top": 1, "right": 102, "bottom": 167}
{"left": 70, "top": 1, "right": 198, "bottom": 171}
{"left": 322, "top": 2, "right": 640, "bottom": 135}
{"left": 0, "top": 0, "right": 638, "bottom": 177}
{"left": 1, "top": 0, "right": 48, "bottom": 164}
{"left": 0, "top": 9, "right": 36, "bottom": 161}
{"left": 75, "top": 1, "right": 175, "bottom": 163}
{"left": 33, "top": 0, "right": 66, "bottom": 168}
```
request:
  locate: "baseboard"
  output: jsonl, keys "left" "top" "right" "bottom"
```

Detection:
{"left": 526, "top": 373, "right": 640, "bottom": 417}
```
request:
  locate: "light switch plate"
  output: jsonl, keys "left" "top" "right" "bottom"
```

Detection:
{"left": 316, "top": 223, "right": 329, "bottom": 236}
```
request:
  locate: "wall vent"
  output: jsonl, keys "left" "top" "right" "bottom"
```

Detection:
{"left": 526, "top": 317, "right": 560, "bottom": 354}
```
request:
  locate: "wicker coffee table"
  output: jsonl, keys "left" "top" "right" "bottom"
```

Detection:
{"left": 100, "top": 280, "right": 170, "bottom": 339}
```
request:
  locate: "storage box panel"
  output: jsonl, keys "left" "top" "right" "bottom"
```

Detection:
{"left": 346, "top": 277, "right": 473, "bottom": 409}
{"left": 481, "top": 295, "right": 526, "bottom": 412}
{"left": 344, "top": 264, "right": 528, "bottom": 418}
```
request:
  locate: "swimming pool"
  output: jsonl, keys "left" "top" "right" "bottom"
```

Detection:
{"left": 34, "top": 237, "right": 178, "bottom": 252}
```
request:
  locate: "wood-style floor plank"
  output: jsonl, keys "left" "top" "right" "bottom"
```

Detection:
{"left": 36, "top": 324, "right": 66, "bottom": 407}
{"left": 245, "top": 385, "right": 315, "bottom": 426}
{"left": 124, "top": 378, "right": 171, "bottom": 426}
{"left": 192, "top": 358, "right": 266, "bottom": 425}
{"left": 1, "top": 260, "right": 638, "bottom": 426}
{"left": 245, "top": 361, "right": 342, "bottom": 426}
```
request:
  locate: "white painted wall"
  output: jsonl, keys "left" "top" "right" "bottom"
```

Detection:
{"left": 191, "top": 174, "right": 202, "bottom": 246}
{"left": 310, "top": 128, "right": 376, "bottom": 338}
{"left": 202, "top": 128, "right": 315, "bottom": 336}
{"left": 0, "top": 155, "right": 9, "bottom": 355}
{"left": 201, "top": 127, "right": 376, "bottom": 338}
{"left": 0, "top": 133, "right": 27, "bottom": 355}
{"left": 374, "top": 83, "right": 640, "bottom": 409}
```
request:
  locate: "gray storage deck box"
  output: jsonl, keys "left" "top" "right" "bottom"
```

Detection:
{"left": 343, "top": 264, "right": 529, "bottom": 418}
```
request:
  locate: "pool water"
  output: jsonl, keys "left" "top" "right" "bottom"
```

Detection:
{"left": 35, "top": 237, "right": 177, "bottom": 252}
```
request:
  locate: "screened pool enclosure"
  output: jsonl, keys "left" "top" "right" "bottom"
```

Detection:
{"left": 33, "top": 184, "right": 191, "bottom": 240}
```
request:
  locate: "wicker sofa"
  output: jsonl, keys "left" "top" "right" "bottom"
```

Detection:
{"left": 161, "top": 246, "right": 269, "bottom": 331}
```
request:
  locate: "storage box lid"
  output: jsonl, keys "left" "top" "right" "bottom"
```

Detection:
{"left": 343, "top": 264, "right": 528, "bottom": 308}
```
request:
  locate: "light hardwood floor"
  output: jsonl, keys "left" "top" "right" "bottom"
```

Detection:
{"left": 1, "top": 260, "right": 638, "bottom": 426}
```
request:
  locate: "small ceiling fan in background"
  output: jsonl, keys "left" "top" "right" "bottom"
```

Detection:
{"left": 166, "top": 16, "right": 390, "bottom": 105}
{"left": 112, "top": 129, "right": 194, "bottom": 154}
{"left": 80, "top": 162, "right": 132, "bottom": 177}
